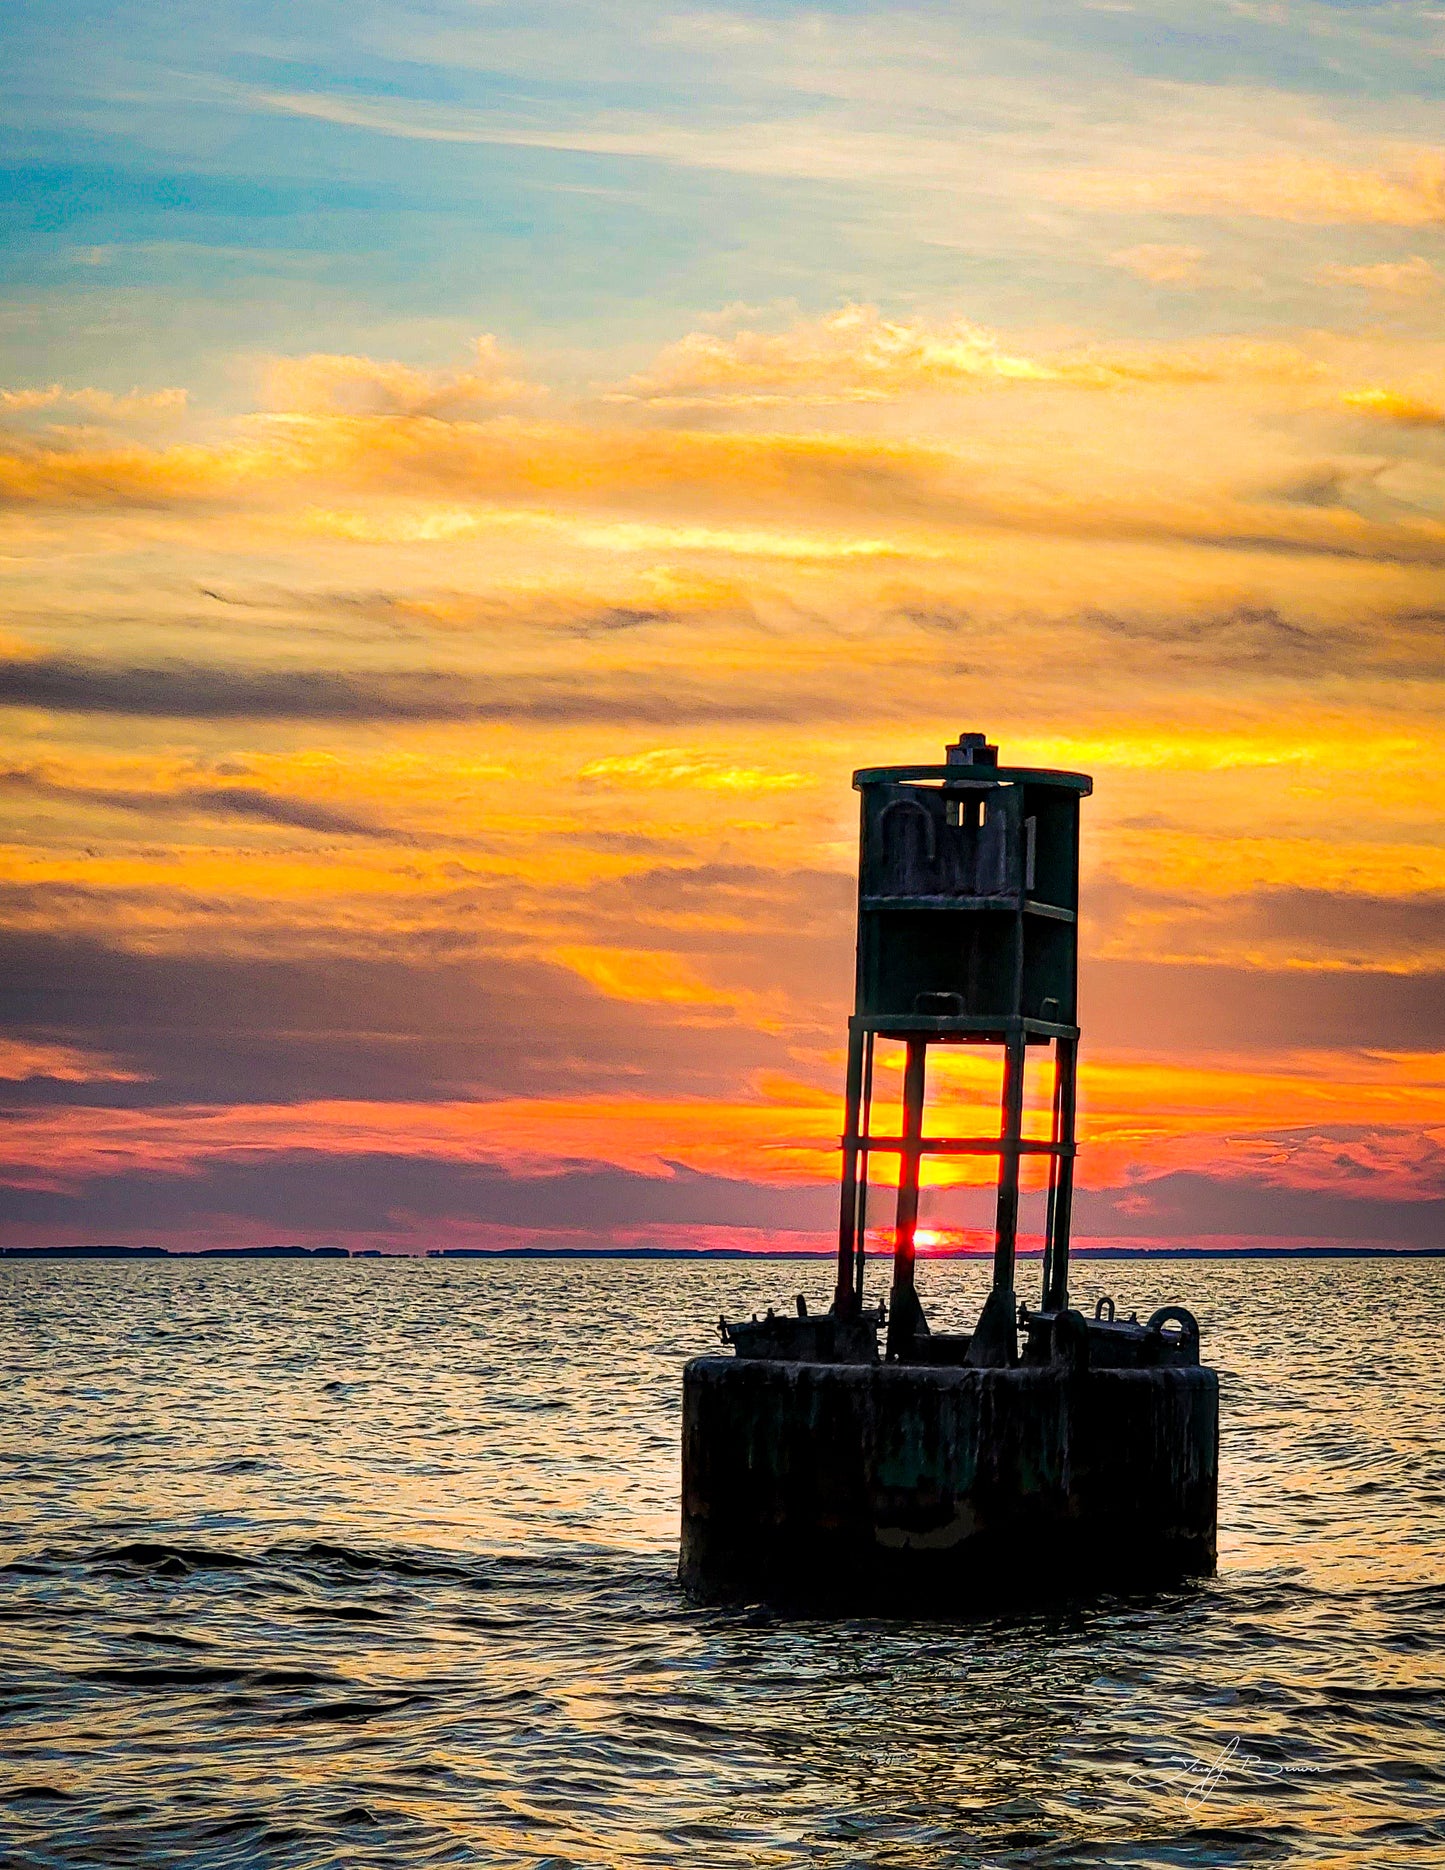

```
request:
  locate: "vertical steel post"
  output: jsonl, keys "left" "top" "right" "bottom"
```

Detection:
{"left": 1044, "top": 1035, "right": 1078, "bottom": 1311}
{"left": 992, "top": 1032, "right": 1026, "bottom": 1298}
{"left": 887, "top": 1037, "right": 928, "bottom": 1353}
{"left": 834, "top": 1020, "right": 867, "bottom": 1318}
{"left": 1041, "top": 1038, "right": 1064, "bottom": 1309}
{"left": 853, "top": 1029, "right": 875, "bottom": 1309}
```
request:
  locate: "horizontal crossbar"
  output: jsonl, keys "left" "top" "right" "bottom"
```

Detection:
{"left": 860, "top": 894, "right": 1075, "bottom": 923}
{"left": 848, "top": 1014, "right": 1079, "bottom": 1038}
{"left": 841, "top": 1136, "right": 1075, "bottom": 1156}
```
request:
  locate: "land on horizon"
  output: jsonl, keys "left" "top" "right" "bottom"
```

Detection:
{"left": 4, "top": 1244, "right": 1441, "bottom": 1261}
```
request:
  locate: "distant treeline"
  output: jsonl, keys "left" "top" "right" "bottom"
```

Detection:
{"left": 1, "top": 1244, "right": 359, "bottom": 1259}
{"left": 2, "top": 1244, "right": 1442, "bottom": 1261}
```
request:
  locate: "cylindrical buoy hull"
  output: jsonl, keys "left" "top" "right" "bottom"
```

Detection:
{"left": 679, "top": 1356, "right": 1218, "bottom": 1609}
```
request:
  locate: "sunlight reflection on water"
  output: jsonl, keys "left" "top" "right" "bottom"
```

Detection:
{"left": 1, "top": 1256, "right": 1442, "bottom": 1867}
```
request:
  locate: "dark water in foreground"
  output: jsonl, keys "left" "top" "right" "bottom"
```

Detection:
{"left": 1, "top": 1257, "right": 1442, "bottom": 1869}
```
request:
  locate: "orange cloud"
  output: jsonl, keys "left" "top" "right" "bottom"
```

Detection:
{"left": 0, "top": 434, "right": 267, "bottom": 505}
{"left": 549, "top": 943, "right": 740, "bottom": 1011}
{"left": 0, "top": 315, "right": 1433, "bottom": 619}
{"left": 3, "top": 1051, "right": 1440, "bottom": 1200}
{"left": 0, "top": 310, "right": 1439, "bottom": 1250}
{"left": 3, "top": 403, "right": 1442, "bottom": 573}
{"left": 0, "top": 1038, "right": 146, "bottom": 1084}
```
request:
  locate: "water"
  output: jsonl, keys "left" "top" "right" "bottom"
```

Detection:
{"left": 2, "top": 1256, "right": 1442, "bottom": 1868}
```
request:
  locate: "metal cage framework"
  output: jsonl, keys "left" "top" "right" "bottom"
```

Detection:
{"left": 831, "top": 735, "right": 1093, "bottom": 1359}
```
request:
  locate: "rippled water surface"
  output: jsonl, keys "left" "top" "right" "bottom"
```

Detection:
{"left": 2, "top": 1256, "right": 1443, "bottom": 1868}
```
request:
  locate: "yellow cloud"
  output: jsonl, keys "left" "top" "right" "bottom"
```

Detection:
{"left": 604, "top": 304, "right": 1302, "bottom": 406}
{"left": 8, "top": 383, "right": 1443, "bottom": 573}
{"left": 1109, "top": 245, "right": 1206, "bottom": 286}
{"left": 611, "top": 306, "right": 1068, "bottom": 405}
{"left": 262, "top": 336, "right": 544, "bottom": 418}
{"left": 578, "top": 749, "right": 813, "bottom": 792}
{"left": 292, "top": 501, "right": 926, "bottom": 560}
{"left": 0, "top": 384, "right": 188, "bottom": 422}
{"left": 0, "top": 434, "right": 268, "bottom": 505}
{"left": 1059, "top": 149, "right": 1445, "bottom": 225}
{"left": 1319, "top": 257, "right": 1440, "bottom": 299}
{"left": 1343, "top": 386, "right": 1444, "bottom": 427}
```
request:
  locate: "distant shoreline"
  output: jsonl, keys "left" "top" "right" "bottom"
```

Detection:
{"left": 2, "top": 1244, "right": 1441, "bottom": 1261}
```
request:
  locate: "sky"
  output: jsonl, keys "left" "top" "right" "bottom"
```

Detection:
{"left": 0, "top": 0, "right": 1442, "bottom": 1257}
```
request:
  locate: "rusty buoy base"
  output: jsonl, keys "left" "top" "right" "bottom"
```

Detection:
{"left": 678, "top": 1357, "right": 1218, "bottom": 1611}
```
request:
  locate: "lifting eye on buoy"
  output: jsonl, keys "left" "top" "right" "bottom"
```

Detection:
{"left": 1146, "top": 1306, "right": 1200, "bottom": 1358}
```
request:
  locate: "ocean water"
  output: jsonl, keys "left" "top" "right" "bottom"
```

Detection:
{"left": 1, "top": 1255, "right": 1442, "bottom": 1869}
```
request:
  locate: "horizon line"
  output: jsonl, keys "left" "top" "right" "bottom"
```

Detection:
{"left": 1, "top": 1244, "right": 1441, "bottom": 1261}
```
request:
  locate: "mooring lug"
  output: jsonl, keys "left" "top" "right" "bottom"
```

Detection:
{"left": 1145, "top": 1305, "right": 1200, "bottom": 1364}
{"left": 1094, "top": 1295, "right": 1116, "bottom": 1323}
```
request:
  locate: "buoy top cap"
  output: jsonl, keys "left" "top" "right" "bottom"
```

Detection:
{"left": 852, "top": 731, "right": 1093, "bottom": 795}
{"left": 946, "top": 731, "right": 998, "bottom": 767}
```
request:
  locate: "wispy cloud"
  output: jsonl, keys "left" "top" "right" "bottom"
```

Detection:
{"left": 1319, "top": 256, "right": 1440, "bottom": 299}
{"left": 1343, "top": 387, "right": 1444, "bottom": 427}
{"left": 4, "top": 327, "right": 1443, "bottom": 575}
{"left": 1109, "top": 244, "right": 1206, "bottom": 286}
{"left": 3, "top": 1048, "right": 1441, "bottom": 1203}
{"left": 1059, "top": 149, "right": 1445, "bottom": 225}
{"left": 607, "top": 304, "right": 1241, "bottom": 405}
{"left": 244, "top": 84, "right": 987, "bottom": 186}
{"left": 0, "top": 384, "right": 187, "bottom": 423}
{"left": 0, "top": 655, "right": 824, "bottom": 723}
{"left": 0, "top": 766, "right": 402, "bottom": 838}
{"left": 262, "top": 338, "right": 545, "bottom": 418}
{"left": 0, "top": 1037, "right": 145, "bottom": 1085}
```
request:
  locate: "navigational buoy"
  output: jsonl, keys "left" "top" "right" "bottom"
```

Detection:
{"left": 679, "top": 734, "right": 1218, "bottom": 1609}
